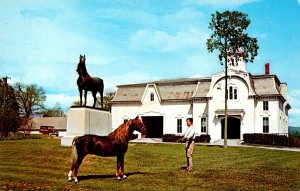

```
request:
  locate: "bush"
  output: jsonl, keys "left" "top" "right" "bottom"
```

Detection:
{"left": 195, "top": 135, "right": 211, "bottom": 143}
{"left": 289, "top": 132, "right": 300, "bottom": 148}
{"left": 0, "top": 132, "right": 42, "bottom": 141}
{"left": 243, "top": 133, "right": 293, "bottom": 147}
{"left": 162, "top": 134, "right": 211, "bottom": 143}
{"left": 162, "top": 134, "right": 182, "bottom": 142}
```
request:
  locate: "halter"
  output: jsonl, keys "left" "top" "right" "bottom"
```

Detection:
{"left": 138, "top": 116, "right": 147, "bottom": 133}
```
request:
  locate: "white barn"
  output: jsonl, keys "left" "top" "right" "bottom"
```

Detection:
{"left": 111, "top": 61, "right": 290, "bottom": 141}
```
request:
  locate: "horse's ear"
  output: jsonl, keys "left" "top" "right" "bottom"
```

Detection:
{"left": 128, "top": 119, "right": 133, "bottom": 126}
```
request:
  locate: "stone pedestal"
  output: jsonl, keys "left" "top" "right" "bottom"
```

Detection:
{"left": 61, "top": 107, "right": 112, "bottom": 146}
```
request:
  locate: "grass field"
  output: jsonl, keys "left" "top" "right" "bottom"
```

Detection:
{"left": 0, "top": 137, "right": 299, "bottom": 191}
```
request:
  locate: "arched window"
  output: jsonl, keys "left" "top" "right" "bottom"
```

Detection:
{"left": 228, "top": 86, "right": 238, "bottom": 100}
{"left": 150, "top": 93, "right": 154, "bottom": 101}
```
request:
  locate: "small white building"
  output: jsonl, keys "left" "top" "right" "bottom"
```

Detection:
{"left": 111, "top": 60, "right": 291, "bottom": 141}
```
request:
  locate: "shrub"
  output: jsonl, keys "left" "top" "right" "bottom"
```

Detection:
{"left": 162, "top": 134, "right": 211, "bottom": 143}
{"left": 195, "top": 135, "right": 211, "bottom": 143}
{"left": 162, "top": 134, "right": 182, "bottom": 142}
{"left": 243, "top": 133, "right": 293, "bottom": 147}
{"left": 289, "top": 132, "right": 300, "bottom": 148}
{"left": 0, "top": 132, "right": 42, "bottom": 141}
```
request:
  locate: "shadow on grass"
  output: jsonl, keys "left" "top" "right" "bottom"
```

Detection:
{"left": 78, "top": 171, "right": 147, "bottom": 181}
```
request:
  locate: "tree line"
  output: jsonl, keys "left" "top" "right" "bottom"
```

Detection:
{"left": 0, "top": 78, "right": 114, "bottom": 137}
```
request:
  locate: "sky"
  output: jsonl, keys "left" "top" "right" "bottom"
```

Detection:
{"left": 1, "top": 0, "right": 300, "bottom": 127}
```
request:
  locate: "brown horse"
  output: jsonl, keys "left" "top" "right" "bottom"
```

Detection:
{"left": 77, "top": 54, "right": 104, "bottom": 108}
{"left": 67, "top": 116, "right": 147, "bottom": 183}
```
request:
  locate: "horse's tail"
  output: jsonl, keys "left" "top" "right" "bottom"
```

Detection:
{"left": 71, "top": 136, "right": 80, "bottom": 161}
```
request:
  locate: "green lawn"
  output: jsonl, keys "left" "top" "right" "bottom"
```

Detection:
{"left": 0, "top": 137, "right": 299, "bottom": 191}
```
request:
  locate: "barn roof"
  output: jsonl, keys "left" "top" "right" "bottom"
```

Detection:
{"left": 193, "top": 81, "right": 211, "bottom": 98}
{"left": 111, "top": 75, "right": 289, "bottom": 104}
{"left": 252, "top": 75, "right": 281, "bottom": 95}
{"left": 112, "top": 85, "right": 146, "bottom": 102}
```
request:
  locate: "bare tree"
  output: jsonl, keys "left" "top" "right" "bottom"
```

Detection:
{"left": 14, "top": 83, "right": 46, "bottom": 131}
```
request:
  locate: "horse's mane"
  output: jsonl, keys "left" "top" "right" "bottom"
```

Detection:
{"left": 77, "top": 61, "right": 89, "bottom": 77}
{"left": 108, "top": 119, "right": 132, "bottom": 142}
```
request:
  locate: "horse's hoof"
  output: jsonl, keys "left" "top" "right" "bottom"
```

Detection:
{"left": 74, "top": 179, "right": 79, "bottom": 183}
{"left": 122, "top": 175, "right": 127, "bottom": 179}
{"left": 116, "top": 176, "right": 122, "bottom": 181}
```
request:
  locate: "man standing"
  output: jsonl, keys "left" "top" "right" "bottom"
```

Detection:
{"left": 179, "top": 118, "right": 196, "bottom": 172}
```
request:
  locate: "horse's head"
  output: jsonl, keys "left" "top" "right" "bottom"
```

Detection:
{"left": 76, "top": 54, "right": 87, "bottom": 76}
{"left": 79, "top": 54, "right": 86, "bottom": 63}
{"left": 130, "top": 116, "right": 147, "bottom": 135}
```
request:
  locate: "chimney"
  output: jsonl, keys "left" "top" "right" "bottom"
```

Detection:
{"left": 265, "top": 63, "right": 270, "bottom": 76}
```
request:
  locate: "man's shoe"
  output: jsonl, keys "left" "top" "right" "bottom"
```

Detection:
{"left": 185, "top": 168, "right": 193, "bottom": 172}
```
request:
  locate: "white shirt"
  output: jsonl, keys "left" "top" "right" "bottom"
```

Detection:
{"left": 183, "top": 125, "right": 196, "bottom": 140}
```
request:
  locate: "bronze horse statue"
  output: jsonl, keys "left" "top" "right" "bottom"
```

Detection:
{"left": 76, "top": 54, "right": 104, "bottom": 108}
{"left": 67, "top": 116, "right": 147, "bottom": 183}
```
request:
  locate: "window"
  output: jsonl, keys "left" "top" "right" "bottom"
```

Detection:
{"left": 177, "top": 119, "right": 182, "bottom": 133}
{"left": 229, "top": 86, "right": 233, "bottom": 99}
{"left": 228, "top": 86, "right": 237, "bottom": 100}
{"left": 263, "top": 101, "right": 269, "bottom": 111}
{"left": 150, "top": 93, "right": 154, "bottom": 101}
{"left": 263, "top": 117, "right": 269, "bottom": 133}
{"left": 201, "top": 118, "right": 207, "bottom": 133}
{"left": 234, "top": 89, "right": 237, "bottom": 99}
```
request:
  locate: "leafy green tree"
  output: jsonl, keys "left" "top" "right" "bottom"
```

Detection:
{"left": 0, "top": 78, "right": 21, "bottom": 137}
{"left": 72, "top": 100, "right": 81, "bottom": 107}
{"left": 14, "top": 83, "right": 46, "bottom": 118}
{"left": 206, "top": 11, "right": 259, "bottom": 147}
{"left": 41, "top": 102, "right": 66, "bottom": 117}
{"left": 97, "top": 92, "right": 115, "bottom": 111}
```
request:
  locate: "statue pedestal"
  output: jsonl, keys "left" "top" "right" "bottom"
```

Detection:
{"left": 61, "top": 107, "right": 112, "bottom": 146}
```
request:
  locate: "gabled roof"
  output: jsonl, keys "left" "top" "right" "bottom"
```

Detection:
{"left": 111, "top": 74, "right": 289, "bottom": 107}
{"left": 251, "top": 75, "right": 281, "bottom": 95}
{"left": 111, "top": 78, "right": 209, "bottom": 103}
{"left": 192, "top": 80, "right": 211, "bottom": 98}
{"left": 112, "top": 84, "right": 146, "bottom": 102}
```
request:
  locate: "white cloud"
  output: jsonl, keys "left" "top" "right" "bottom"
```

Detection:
{"left": 106, "top": 72, "right": 159, "bottom": 87}
{"left": 288, "top": 89, "right": 300, "bottom": 127}
{"left": 192, "top": 0, "right": 258, "bottom": 7}
{"left": 95, "top": 8, "right": 158, "bottom": 27}
{"left": 45, "top": 94, "right": 78, "bottom": 111}
{"left": 185, "top": 54, "right": 221, "bottom": 77}
{"left": 129, "top": 29, "right": 207, "bottom": 52}
{"left": 290, "top": 109, "right": 300, "bottom": 115}
{"left": 289, "top": 89, "right": 300, "bottom": 108}
{"left": 163, "top": 7, "right": 204, "bottom": 22}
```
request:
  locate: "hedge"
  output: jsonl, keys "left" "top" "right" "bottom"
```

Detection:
{"left": 243, "top": 133, "right": 300, "bottom": 147}
{"left": 162, "top": 134, "right": 211, "bottom": 143}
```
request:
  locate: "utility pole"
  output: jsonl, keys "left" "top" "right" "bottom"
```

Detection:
{"left": 2, "top": 76, "right": 11, "bottom": 108}
{"left": 1, "top": 76, "right": 10, "bottom": 137}
{"left": 224, "top": 51, "right": 228, "bottom": 148}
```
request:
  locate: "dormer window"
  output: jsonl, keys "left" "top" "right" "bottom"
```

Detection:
{"left": 228, "top": 86, "right": 238, "bottom": 100}
{"left": 263, "top": 101, "right": 269, "bottom": 111}
{"left": 150, "top": 93, "right": 154, "bottom": 101}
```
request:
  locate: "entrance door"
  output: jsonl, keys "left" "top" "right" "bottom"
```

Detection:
{"left": 141, "top": 116, "right": 163, "bottom": 138}
{"left": 221, "top": 117, "right": 240, "bottom": 139}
